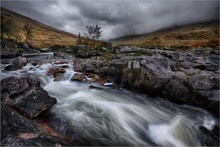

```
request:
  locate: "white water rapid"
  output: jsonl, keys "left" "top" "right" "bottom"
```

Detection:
{"left": 1, "top": 59, "right": 219, "bottom": 146}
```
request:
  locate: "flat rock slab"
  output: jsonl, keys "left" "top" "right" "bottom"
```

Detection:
{"left": 1, "top": 77, "right": 57, "bottom": 119}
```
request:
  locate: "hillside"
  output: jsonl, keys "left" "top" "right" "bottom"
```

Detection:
{"left": 1, "top": 8, "right": 78, "bottom": 48}
{"left": 111, "top": 22, "right": 219, "bottom": 50}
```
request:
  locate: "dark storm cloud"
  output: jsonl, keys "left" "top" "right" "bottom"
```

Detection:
{"left": 1, "top": 0, "right": 219, "bottom": 39}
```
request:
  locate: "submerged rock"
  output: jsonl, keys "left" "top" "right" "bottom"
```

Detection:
{"left": 1, "top": 77, "right": 57, "bottom": 119}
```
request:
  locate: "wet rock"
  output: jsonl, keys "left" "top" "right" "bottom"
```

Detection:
{"left": 199, "top": 126, "right": 219, "bottom": 146}
{"left": 164, "top": 79, "right": 189, "bottom": 101}
{"left": 85, "top": 73, "right": 100, "bottom": 82}
{"left": 1, "top": 77, "right": 57, "bottom": 119}
{"left": 19, "top": 57, "right": 28, "bottom": 66}
{"left": 47, "top": 67, "right": 66, "bottom": 81}
{"left": 58, "top": 68, "right": 66, "bottom": 73}
{"left": 47, "top": 67, "right": 59, "bottom": 75}
{"left": 71, "top": 73, "right": 86, "bottom": 81}
{"left": 180, "top": 68, "right": 200, "bottom": 75}
{"left": 47, "top": 67, "right": 66, "bottom": 76}
{"left": 1, "top": 104, "right": 71, "bottom": 146}
{"left": 89, "top": 85, "right": 103, "bottom": 90}
{"left": 32, "top": 61, "right": 42, "bottom": 66}
{"left": 98, "top": 79, "right": 106, "bottom": 85}
{"left": 73, "top": 60, "right": 83, "bottom": 72}
{"left": 128, "top": 61, "right": 140, "bottom": 69}
{"left": 133, "top": 56, "right": 173, "bottom": 93}
{"left": 61, "top": 65, "right": 69, "bottom": 68}
{"left": 191, "top": 90, "right": 219, "bottom": 115}
{"left": 36, "top": 113, "right": 91, "bottom": 145}
{"left": 84, "top": 65, "right": 95, "bottom": 72}
{"left": 79, "top": 48, "right": 219, "bottom": 115}
{"left": 1, "top": 59, "right": 11, "bottom": 64}
{"left": 4, "top": 64, "right": 22, "bottom": 71}
{"left": 40, "top": 48, "right": 50, "bottom": 52}
{"left": 4, "top": 57, "right": 28, "bottom": 71}
{"left": 54, "top": 73, "right": 64, "bottom": 81}
{"left": 188, "top": 71, "right": 219, "bottom": 91}
{"left": 1, "top": 51, "right": 19, "bottom": 59}
{"left": 54, "top": 61, "right": 68, "bottom": 64}
{"left": 103, "top": 82, "right": 114, "bottom": 87}
{"left": 174, "top": 71, "right": 186, "bottom": 81}
{"left": 119, "top": 46, "right": 144, "bottom": 53}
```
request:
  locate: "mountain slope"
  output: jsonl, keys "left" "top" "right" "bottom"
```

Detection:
{"left": 111, "top": 22, "right": 219, "bottom": 49}
{"left": 1, "top": 8, "right": 78, "bottom": 48}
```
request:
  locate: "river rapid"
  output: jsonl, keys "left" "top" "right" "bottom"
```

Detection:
{"left": 1, "top": 59, "right": 219, "bottom": 146}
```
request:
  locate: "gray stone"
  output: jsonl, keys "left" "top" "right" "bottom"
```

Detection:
{"left": 71, "top": 73, "right": 85, "bottom": 81}
{"left": 165, "top": 79, "right": 189, "bottom": 99}
{"left": 188, "top": 71, "right": 218, "bottom": 91}
{"left": 1, "top": 77, "right": 57, "bottom": 119}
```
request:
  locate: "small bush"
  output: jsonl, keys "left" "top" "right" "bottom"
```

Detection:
{"left": 50, "top": 44, "right": 66, "bottom": 51}
{"left": 205, "top": 39, "right": 219, "bottom": 49}
{"left": 103, "top": 50, "right": 114, "bottom": 62}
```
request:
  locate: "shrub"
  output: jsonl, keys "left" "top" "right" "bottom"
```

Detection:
{"left": 49, "top": 44, "right": 66, "bottom": 51}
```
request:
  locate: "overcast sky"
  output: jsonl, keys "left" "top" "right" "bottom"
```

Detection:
{"left": 1, "top": 0, "right": 219, "bottom": 39}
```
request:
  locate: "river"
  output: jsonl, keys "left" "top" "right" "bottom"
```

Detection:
{"left": 1, "top": 59, "right": 219, "bottom": 146}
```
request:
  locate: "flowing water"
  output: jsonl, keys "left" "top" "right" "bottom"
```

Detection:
{"left": 1, "top": 59, "right": 219, "bottom": 146}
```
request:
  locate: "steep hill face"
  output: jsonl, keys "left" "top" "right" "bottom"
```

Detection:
{"left": 1, "top": 8, "right": 78, "bottom": 48}
{"left": 111, "top": 22, "right": 219, "bottom": 50}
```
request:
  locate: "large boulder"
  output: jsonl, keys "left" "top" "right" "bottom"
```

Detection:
{"left": 112, "top": 55, "right": 174, "bottom": 95}
{"left": 138, "top": 56, "right": 174, "bottom": 91}
{"left": 186, "top": 71, "right": 219, "bottom": 114}
{"left": 1, "top": 104, "right": 71, "bottom": 146}
{"left": 164, "top": 79, "right": 190, "bottom": 101}
{"left": 188, "top": 71, "right": 219, "bottom": 91}
{"left": 1, "top": 77, "right": 57, "bottom": 119}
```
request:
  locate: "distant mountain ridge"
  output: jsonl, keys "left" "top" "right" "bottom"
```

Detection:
{"left": 111, "top": 21, "right": 219, "bottom": 49}
{"left": 1, "top": 8, "right": 78, "bottom": 48}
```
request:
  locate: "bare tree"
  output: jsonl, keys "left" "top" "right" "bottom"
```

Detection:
{"left": 84, "top": 24, "right": 102, "bottom": 40}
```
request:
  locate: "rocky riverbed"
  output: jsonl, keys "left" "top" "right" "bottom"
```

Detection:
{"left": 73, "top": 46, "right": 220, "bottom": 116}
{"left": 1, "top": 46, "right": 219, "bottom": 146}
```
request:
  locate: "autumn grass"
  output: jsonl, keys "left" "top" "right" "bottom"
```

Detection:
{"left": 112, "top": 22, "right": 219, "bottom": 50}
